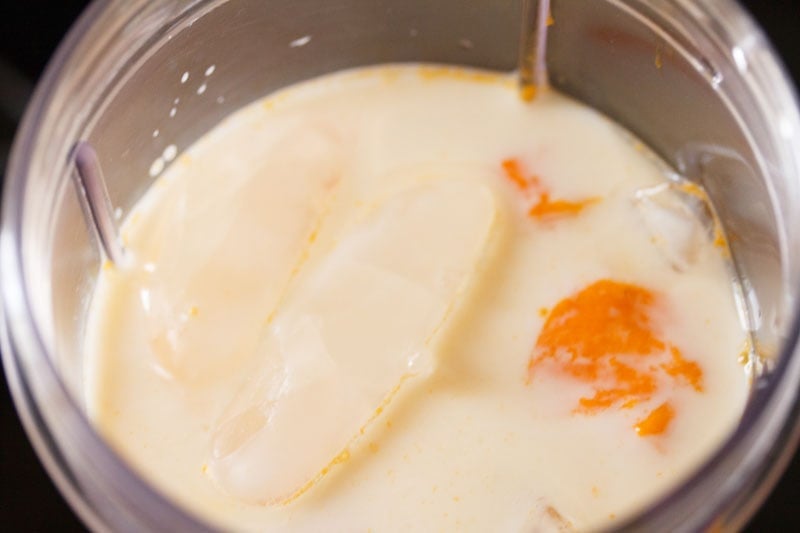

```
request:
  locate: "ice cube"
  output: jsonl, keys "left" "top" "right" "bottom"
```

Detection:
{"left": 209, "top": 179, "right": 498, "bottom": 505}
{"left": 634, "top": 180, "right": 720, "bottom": 272}
{"left": 138, "top": 125, "right": 342, "bottom": 385}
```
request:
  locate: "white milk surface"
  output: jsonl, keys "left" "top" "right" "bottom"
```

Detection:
{"left": 84, "top": 65, "right": 750, "bottom": 531}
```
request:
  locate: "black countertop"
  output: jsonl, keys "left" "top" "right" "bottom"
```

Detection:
{"left": 1, "top": 1, "right": 799, "bottom": 531}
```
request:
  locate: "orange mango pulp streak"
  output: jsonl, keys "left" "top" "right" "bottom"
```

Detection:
{"left": 500, "top": 158, "right": 597, "bottom": 219}
{"left": 528, "top": 194, "right": 598, "bottom": 218}
{"left": 635, "top": 402, "right": 675, "bottom": 436}
{"left": 501, "top": 158, "right": 536, "bottom": 190}
{"left": 528, "top": 280, "right": 704, "bottom": 437}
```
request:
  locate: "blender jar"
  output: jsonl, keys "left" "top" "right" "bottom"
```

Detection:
{"left": 3, "top": 0, "right": 800, "bottom": 531}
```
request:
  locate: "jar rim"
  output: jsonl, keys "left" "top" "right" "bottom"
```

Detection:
{"left": 3, "top": 1, "right": 800, "bottom": 531}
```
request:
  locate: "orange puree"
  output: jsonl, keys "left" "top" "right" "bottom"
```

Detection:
{"left": 528, "top": 193, "right": 598, "bottom": 218}
{"left": 635, "top": 402, "right": 674, "bottom": 436}
{"left": 500, "top": 158, "right": 598, "bottom": 219}
{"left": 501, "top": 158, "right": 538, "bottom": 190}
{"left": 527, "top": 280, "right": 704, "bottom": 436}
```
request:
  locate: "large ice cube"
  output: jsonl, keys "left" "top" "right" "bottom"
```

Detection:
{"left": 137, "top": 125, "right": 341, "bottom": 385}
{"left": 209, "top": 179, "right": 498, "bottom": 505}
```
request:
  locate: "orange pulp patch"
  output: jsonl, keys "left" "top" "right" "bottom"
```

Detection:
{"left": 527, "top": 279, "right": 703, "bottom": 437}
{"left": 519, "top": 84, "right": 538, "bottom": 103}
{"left": 634, "top": 402, "right": 674, "bottom": 436}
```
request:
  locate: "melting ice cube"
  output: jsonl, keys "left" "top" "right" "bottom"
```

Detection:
{"left": 209, "top": 179, "right": 498, "bottom": 505}
{"left": 140, "top": 126, "right": 341, "bottom": 385}
{"left": 634, "top": 180, "right": 720, "bottom": 272}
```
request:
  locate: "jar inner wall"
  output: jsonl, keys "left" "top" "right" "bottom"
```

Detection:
{"left": 12, "top": 0, "right": 800, "bottom": 531}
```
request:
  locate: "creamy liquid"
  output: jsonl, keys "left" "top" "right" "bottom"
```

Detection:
{"left": 84, "top": 65, "right": 750, "bottom": 531}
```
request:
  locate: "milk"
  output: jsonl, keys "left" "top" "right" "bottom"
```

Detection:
{"left": 84, "top": 65, "right": 749, "bottom": 531}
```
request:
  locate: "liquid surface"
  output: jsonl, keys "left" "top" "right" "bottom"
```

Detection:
{"left": 84, "top": 65, "right": 749, "bottom": 531}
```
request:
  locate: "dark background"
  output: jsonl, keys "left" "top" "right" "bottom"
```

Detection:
{"left": 1, "top": 1, "right": 798, "bottom": 531}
